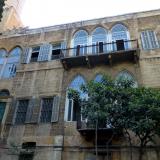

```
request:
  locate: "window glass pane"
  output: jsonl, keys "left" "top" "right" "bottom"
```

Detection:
{"left": 69, "top": 75, "right": 86, "bottom": 98}
{"left": 0, "top": 102, "right": 6, "bottom": 122}
{"left": 94, "top": 74, "right": 103, "bottom": 82}
{"left": 40, "top": 98, "right": 53, "bottom": 123}
{"left": 0, "top": 49, "right": 7, "bottom": 58}
{"left": 92, "top": 27, "right": 106, "bottom": 43}
{"left": 67, "top": 99, "right": 72, "bottom": 121}
{"left": 9, "top": 47, "right": 21, "bottom": 57}
{"left": 2, "top": 63, "right": 17, "bottom": 78}
{"left": 116, "top": 71, "right": 138, "bottom": 87}
{"left": 73, "top": 30, "right": 88, "bottom": 55}
{"left": 15, "top": 100, "right": 29, "bottom": 124}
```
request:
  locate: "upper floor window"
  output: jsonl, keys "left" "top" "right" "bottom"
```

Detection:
{"left": 30, "top": 46, "right": 40, "bottom": 62}
{"left": 92, "top": 27, "right": 107, "bottom": 54}
{"left": 73, "top": 30, "right": 88, "bottom": 56}
{"left": 1, "top": 47, "right": 21, "bottom": 79}
{"left": 141, "top": 30, "right": 159, "bottom": 50}
{"left": 116, "top": 70, "right": 138, "bottom": 88}
{"left": 111, "top": 24, "right": 130, "bottom": 51}
{"left": 51, "top": 43, "right": 61, "bottom": 60}
{"left": 65, "top": 75, "right": 86, "bottom": 121}
{"left": 39, "top": 96, "right": 60, "bottom": 123}
{"left": 40, "top": 97, "right": 54, "bottom": 123}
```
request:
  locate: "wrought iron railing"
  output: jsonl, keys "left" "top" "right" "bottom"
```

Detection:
{"left": 61, "top": 39, "right": 139, "bottom": 58}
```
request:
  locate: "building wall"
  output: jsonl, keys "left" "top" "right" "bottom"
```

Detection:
{"left": 0, "top": 9, "right": 159, "bottom": 160}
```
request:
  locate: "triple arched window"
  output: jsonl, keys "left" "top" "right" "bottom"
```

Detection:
{"left": 0, "top": 47, "right": 21, "bottom": 79}
{"left": 72, "top": 24, "right": 130, "bottom": 55}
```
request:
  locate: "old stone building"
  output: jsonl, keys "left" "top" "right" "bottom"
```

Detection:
{"left": 0, "top": 1, "right": 160, "bottom": 160}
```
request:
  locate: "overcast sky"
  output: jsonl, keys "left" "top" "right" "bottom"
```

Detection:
{"left": 21, "top": 0, "right": 160, "bottom": 28}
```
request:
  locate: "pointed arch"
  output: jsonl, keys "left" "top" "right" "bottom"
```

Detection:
{"left": 9, "top": 47, "right": 22, "bottom": 57}
{"left": 69, "top": 75, "right": 86, "bottom": 97}
{"left": 116, "top": 70, "right": 138, "bottom": 87}
{"left": 72, "top": 30, "right": 88, "bottom": 56}
{"left": 111, "top": 24, "right": 130, "bottom": 50}
{"left": 92, "top": 27, "right": 107, "bottom": 43}
{"left": 65, "top": 75, "right": 87, "bottom": 121}
{"left": 2, "top": 47, "right": 22, "bottom": 79}
{"left": 94, "top": 74, "right": 103, "bottom": 82}
{"left": 91, "top": 27, "right": 108, "bottom": 54}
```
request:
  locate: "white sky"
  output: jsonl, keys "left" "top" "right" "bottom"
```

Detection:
{"left": 21, "top": 0, "right": 160, "bottom": 29}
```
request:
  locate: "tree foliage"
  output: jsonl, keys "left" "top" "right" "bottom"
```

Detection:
{"left": 0, "top": 0, "right": 5, "bottom": 21}
{"left": 68, "top": 75, "right": 160, "bottom": 160}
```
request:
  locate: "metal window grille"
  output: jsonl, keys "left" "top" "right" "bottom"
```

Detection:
{"left": 40, "top": 97, "right": 54, "bottom": 123}
{"left": 15, "top": 100, "right": 29, "bottom": 124}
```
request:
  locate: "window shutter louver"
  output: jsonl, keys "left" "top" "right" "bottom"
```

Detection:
{"left": 5, "top": 99, "right": 17, "bottom": 124}
{"left": 51, "top": 96, "right": 60, "bottom": 122}
{"left": 22, "top": 47, "right": 31, "bottom": 64}
{"left": 38, "top": 44, "right": 52, "bottom": 61}
{"left": 141, "top": 30, "right": 158, "bottom": 50}
{"left": 30, "top": 98, "right": 40, "bottom": 123}
{"left": 61, "top": 41, "right": 67, "bottom": 57}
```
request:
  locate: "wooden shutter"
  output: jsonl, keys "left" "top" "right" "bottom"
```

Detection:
{"left": 25, "top": 99, "right": 33, "bottom": 123}
{"left": 51, "top": 96, "right": 60, "bottom": 122}
{"left": 5, "top": 98, "right": 17, "bottom": 124}
{"left": 22, "top": 47, "right": 32, "bottom": 64}
{"left": 38, "top": 43, "right": 52, "bottom": 61}
{"left": 30, "top": 98, "right": 40, "bottom": 123}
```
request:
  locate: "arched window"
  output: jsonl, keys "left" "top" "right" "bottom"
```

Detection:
{"left": 111, "top": 24, "right": 130, "bottom": 50}
{"left": 94, "top": 74, "right": 103, "bottom": 82}
{"left": 65, "top": 75, "right": 86, "bottom": 121}
{"left": 73, "top": 30, "right": 88, "bottom": 56}
{"left": 116, "top": 71, "right": 138, "bottom": 87}
{"left": 92, "top": 27, "right": 107, "bottom": 54}
{"left": 2, "top": 47, "right": 21, "bottom": 78}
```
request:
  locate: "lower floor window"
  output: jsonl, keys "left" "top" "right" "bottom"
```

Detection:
{"left": 19, "top": 154, "right": 33, "bottom": 160}
{"left": 15, "top": 100, "right": 29, "bottom": 124}
{"left": 0, "top": 102, "right": 6, "bottom": 122}
{"left": 40, "top": 97, "right": 54, "bottom": 123}
{"left": 67, "top": 99, "right": 79, "bottom": 121}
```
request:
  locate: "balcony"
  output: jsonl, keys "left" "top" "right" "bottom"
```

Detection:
{"left": 77, "top": 119, "right": 121, "bottom": 142}
{"left": 60, "top": 40, "right": 139, "bottom": 69}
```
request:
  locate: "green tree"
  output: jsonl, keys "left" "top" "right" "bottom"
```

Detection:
{"left": 68, "top": 75, "right": 160, "bottom": 160}
{"left": 0, "top": 0, "right": 5, "bottom": 21}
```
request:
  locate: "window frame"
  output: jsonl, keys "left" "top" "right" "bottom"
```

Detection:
{"left": 51, "top": 43, "right": 61, "bottom": 60}
{"left": 141, "top": 30, "right": 159, "bottom": 50}
{"left": 13, "top": 99, "right": 29, "bottom": 125}
{"left": 39, "top": 96, "right": 55, "bottom": 123}
{"left": 30, "top": 46, "right": 40, "bottom": 63}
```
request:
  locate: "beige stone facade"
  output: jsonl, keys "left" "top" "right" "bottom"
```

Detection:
{"left": 0, "top": 7, "right": 160, "bottom": 160}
